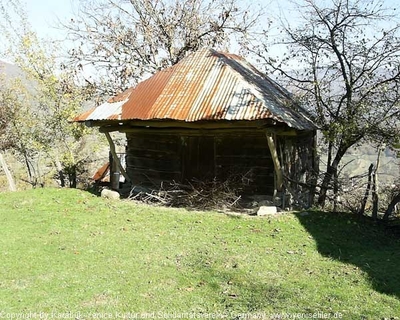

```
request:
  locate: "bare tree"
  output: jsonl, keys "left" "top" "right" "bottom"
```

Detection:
{"left": 251, "top": 0, "right": 400, "bottom": 207}
{"left": 63, "top": 0, "right": 263, "bottom": 96}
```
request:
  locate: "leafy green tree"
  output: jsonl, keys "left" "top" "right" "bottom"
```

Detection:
{"left": 0, "top": 75, "right": 19, "bottom": 191}
{"left": 0, "top": 0, "right": 97, "bottom": 188}
{"left": 0, "top": 66, "right": 44, "bottom": 188}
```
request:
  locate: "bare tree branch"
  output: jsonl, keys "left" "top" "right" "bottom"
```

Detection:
{"left": 61, "top": 0, "right": 264, "bottom": 97}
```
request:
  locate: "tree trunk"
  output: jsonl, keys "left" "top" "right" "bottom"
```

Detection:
{"left": 23, "top": 150, "right": 35, "bottom": 186}
{"left": 317, "top": 146, "right": 347, "bottom": 207}
{"left": 371, "top": 147, "right": 382, "bottom": 220}
{"left": 54, "top": 157, "right": 66, "bottom": 187}
{"left": 371, "top": 174, "right": 379, "bottom": 220}
{"left": 358, "top": 163, "right": 373, "bottom": 215}
{"left": 36, "top": 152, "right": 44, "bottom": 187}
{"left": 333, "top": 170, "right": 339, "bottom": 212}
{"left": 383, "top": 192, "right": 400, "bottom": 221}
{"left": 0, "top": 152, "right": 16, "bottom": 191}
{"left": 69, "top": 167, "right": 77, "bottom": 188}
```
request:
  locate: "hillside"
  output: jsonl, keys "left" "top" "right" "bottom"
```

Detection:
{"left": 318, "top": 135, "right": 399, "bottom": 187}
{"left": 0, "top": 188, "right": 399, "bottom": 317}
{"left": 343, "top": 144, "right": 399, "bottom": 184}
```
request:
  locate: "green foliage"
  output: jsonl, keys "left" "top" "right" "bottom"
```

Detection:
{"left": 0, "top": 188, "right": 399, "bottom": 317}
{"left": 0, "top": 73, "right": 46, "bottom": 187}
{"left": 0, "top": 0, "right": 100, "bottom": 188}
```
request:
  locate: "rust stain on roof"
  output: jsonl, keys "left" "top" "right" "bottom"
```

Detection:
{"left": 108, "top": 87, "right": 134, "bottom": 103}
{"left": 73, "top": 47, "right": 315, "bottom": 130}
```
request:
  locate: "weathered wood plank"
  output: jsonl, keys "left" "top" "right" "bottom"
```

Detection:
{"left": 99, "top": 119, "right": 274, "bottom": 131}
{"left": 127, "top": 168, "right": 181, "bottom": 185}
{"left": 127, "top": 147, "right": 180, "bottom": 158}
{"left": 127, "top": 134, "right": 181, "bottom": 153}
{"left": 126, "top": 156, "right": 181, "bottom": 172}
{"left": 216, "top": 156, "right": 273, "bottom": 167}
{"left": 182, "top": 136, "right": 215, "bottom": 181}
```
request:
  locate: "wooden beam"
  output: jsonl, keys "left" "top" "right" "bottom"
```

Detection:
{"left": 266, "top": 132, "right": 283, "bottom": 192}
{"left": 103, "top": 127, "right": 267, "bottom": 135}
{"left": 100, "top": 126, "right": 301, "bottom": 136}
{"left": 266, "top": 128, "right": 298, "bottom": 136}
{"left": 98, "top": 119, "right": 275, "bottom": 132}
{"left": 104, "top": 132, "right": 132, "bottom": 185}
{"left": 109, "top": 151, "right": 120, "bottom": 190}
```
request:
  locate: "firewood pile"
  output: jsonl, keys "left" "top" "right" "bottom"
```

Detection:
{"left": 129, "top": 178, "right": 242, "bottom": 210}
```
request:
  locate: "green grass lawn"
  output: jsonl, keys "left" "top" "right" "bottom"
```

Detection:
{"left": 0, "top": 188, "right": 399, "bottom": 319}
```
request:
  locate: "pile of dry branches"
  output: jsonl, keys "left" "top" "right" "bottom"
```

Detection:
{"left": 129, "top": 178, "right": 242, "bottom": 210}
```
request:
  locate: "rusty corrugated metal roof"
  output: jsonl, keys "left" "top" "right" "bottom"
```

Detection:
{"left": 73, "top": 47, "right": 315, "bottom": 130}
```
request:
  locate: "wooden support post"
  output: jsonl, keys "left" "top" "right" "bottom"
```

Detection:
{"left": 266, "top": 132, "right": 283, "bottom": 192}
{"left": 0, "top": 152, "right": 16, "bottom": 191}
{"left": 109, "top": 151, "right": 119, "bottom": 190}
{"left": 104, "top": 132, "right": 132, "bottom": 186}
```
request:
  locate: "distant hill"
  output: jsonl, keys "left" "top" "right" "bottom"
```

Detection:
{"left": 342, "top": 144, "right": 398, "bottom": 185}
{"left": 319, "top": 140, "right": 399, "bottom": 187}
{"left": 0, "top": 60, "right": 23, "bottom": 79}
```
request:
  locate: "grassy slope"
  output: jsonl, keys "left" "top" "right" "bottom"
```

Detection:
{"left": 0, "top": 188, "right": 399, "bottom": 318}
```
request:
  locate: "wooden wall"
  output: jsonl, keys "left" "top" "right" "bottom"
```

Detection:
{"left": 126, "top": 133, "right": 182, "bottom": 186}
{"left": 215, "top": 134, "right": 274, "bottom": 195}
{"left": 277, "top": 132, "right": 318, "bottom": 206}
{"left": 125, "top": 130, "right": 275, "bottom": 195}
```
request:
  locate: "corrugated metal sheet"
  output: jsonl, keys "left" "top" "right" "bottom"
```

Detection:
{"left": 73, "top": 47, "right": 315, "bottom": 130}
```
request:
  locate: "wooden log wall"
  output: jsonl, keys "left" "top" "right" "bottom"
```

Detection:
{"left": 125, "top": 130, "right": 275, "bottom": 195}
{"left": 215, "top": 134, "right": 274, "bottom": 195}
{"left": 126, "top": 133, "right": 182, "bottom": 187}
